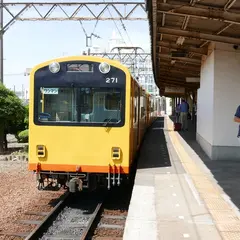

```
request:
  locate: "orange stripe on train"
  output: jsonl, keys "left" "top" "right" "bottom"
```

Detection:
{"left": 29, "top": 163, "right": 130, "bottom": 174}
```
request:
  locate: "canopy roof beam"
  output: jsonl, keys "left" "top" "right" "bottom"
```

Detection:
{"left": 157, "top": 27, "right": 240, "bottom": 45}
{"left": 157, "top": 2, "right": 240, "bottom": 26}
{"left": 157, "top": 40, "right": 207, "bottom": 55}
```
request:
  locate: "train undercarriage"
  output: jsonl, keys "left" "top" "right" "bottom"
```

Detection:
{"left": 36, "top": 170, "right": 128, "bottom": 192}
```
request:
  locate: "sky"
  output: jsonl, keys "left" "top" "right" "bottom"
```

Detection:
{"left": 3, "top": 0, "right": 151, "bottom": 92}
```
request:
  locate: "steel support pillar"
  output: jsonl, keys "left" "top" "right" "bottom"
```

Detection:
{"left": 192, "top": 92, "right": 196, "bottom": 124}
{"left": 172, "top": 97, "right": 175, "bottom": 116}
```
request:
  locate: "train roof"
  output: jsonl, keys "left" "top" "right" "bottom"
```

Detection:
{"left": 30, "top": 55, "right": 155, "bottom": 97}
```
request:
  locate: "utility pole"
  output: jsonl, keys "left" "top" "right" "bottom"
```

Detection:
{"left": 22, "top": 84, "right": 24, "bottom": 99}
{"left": 0, "top": 0, "right": 3, "bottom": 84}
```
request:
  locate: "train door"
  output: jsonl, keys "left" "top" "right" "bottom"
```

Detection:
{"left": 148, "top": 95, "right": 152, "bottom": 124}
{"left": 145, "top": 94, "right": 148, "bottom": 126}
{"left": 137, "top": 85, "right": 140, "bottom": 147}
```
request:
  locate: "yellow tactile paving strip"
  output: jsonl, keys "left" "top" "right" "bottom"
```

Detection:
{"left": 166, "top": 118, "right": 240, "bottom": 240}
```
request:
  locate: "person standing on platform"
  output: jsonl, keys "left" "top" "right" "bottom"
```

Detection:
{"left": 234, "top": 105, "right": 240, "bottom": 143}
{"left": 180, "top": 98, "right": 189, "bottom": 131}
{"left": 175, "top": 103, "right": 180, "bottom": 123}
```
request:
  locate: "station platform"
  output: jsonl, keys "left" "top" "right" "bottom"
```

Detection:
{"left": 123, "top": 116, "right": 240, "bottom": 240}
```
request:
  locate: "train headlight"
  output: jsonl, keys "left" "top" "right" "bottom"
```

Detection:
{"left": 49, "top": 62, "right": 60, "bottom": 73}
{"left": 99, "top": 62, "right": 110, "bottom": 74}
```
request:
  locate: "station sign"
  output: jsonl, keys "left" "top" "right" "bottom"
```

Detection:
{"left": 186, "top": 77, "right": 200, "bottom": 83}
{"left": 165, "top": 86, "right": 185, "bottom": 94}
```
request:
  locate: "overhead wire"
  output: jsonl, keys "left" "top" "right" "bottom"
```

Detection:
{"left": 102, "top": 0, "right": 126, "bottom": 45}
{"left": 58, "top": 6, "right": 92, "bottom": 40}
{"left": 4, "top": 73, "right": 25, "bottom": 76}
{"left": 119, "top": 18, "right": 133, "bottom": 46}
{"left": 111, "top": 0, "right": 133, "bottom": 46}
{"left": 78, "top": 1, "right": 133, "bottom": 47}
{"left": 78, "top": 19, "right": 88, "bottom": 37}
{"left": 92, "top": 19, "right": 99, "bottom": 36}
{"left": 78, "top": 19, "right": 101, "bottom": 40}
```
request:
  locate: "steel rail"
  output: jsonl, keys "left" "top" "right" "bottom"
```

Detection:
{"left": 25, "top": 191, "right": 70, "bottom": 240}
{"left": 24, "top": 192, "right": 104, "bottom": 240}
{"left": 80, "top": 202, "right": 103, "bottom": 240}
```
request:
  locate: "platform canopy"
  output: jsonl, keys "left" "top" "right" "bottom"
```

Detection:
{"left": 146, "top": 0, "right": 240, "bottom": 97}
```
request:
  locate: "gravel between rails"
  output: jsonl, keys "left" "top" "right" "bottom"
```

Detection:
{"left": 0, "top": 160, "right": 65, "bottom": 240}
{"left": 38, "top": 183, "right": 133, "bottom": 240}
{"left": 39, "top": 192, "right": 104, "bottom": 240}
{"left": 40, "top": 207, "right": 87, "bottom": 239}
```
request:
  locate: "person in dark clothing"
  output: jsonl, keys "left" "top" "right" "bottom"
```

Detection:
{"left": 175, "top": 103, "right": 180, "bottom": 123}
{"left": 234, "top": 105, "right": 240, "bottom": 142}
{"left": 179, "top": 98, "right": 188, "bottom": 131}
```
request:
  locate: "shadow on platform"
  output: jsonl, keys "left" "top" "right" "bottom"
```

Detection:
{"left": 170, "top": 116, "right": 240, "bottom": 210}
{"left": 137, "top": 117, "right": 172, "bottom": 170}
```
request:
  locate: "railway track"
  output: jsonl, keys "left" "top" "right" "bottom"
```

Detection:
{"left": 0, "top": 191, "right": 66, "bottom": 240}
{"left": 25, "top": 191, "right": 106, "bottom": 240}
{"left": 88, "top": 183, "right": 132, "bottom": 240}
{"left": 0, "top": 188, "right": 128, "bottom": 240}
{"left": 0, "top": 165, "right": 136, "bottom": 240}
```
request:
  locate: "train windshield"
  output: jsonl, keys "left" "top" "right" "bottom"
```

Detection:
{"left": 36, "top": 87, "right": 123, "bottom": 125}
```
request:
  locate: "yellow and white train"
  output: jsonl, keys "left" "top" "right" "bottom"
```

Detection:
{"left": 28, "top": 56, "right": 159, "bottom": 192}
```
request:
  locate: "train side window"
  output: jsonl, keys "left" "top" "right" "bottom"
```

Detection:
{"left": 134, "top": 104, "right": 137, "bottom": 122}
{"left": 151, "top": 100, "right": 154, "bottom": 112}
{"left": 140, "top": 94, "right": 146, "bottom": 118}
{"left": 134, "top": 87, "right": 138, "bottom": 123}
{"left": 140, "top": 97, "right": 142, "bottom": 118}
{"left": 141, "top": 106, "right": 145, "bottom": 118}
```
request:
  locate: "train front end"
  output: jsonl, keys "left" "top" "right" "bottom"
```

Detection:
{"left": 28, "top": 56, "right": 131, "bottom": 192}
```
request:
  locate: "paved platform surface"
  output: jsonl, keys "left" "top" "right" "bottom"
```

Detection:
{"left": 123, "top": 116, "right": 240, "bottom": 240}
{"left": 174, "top": 116, "right": 240, "bottom": 213}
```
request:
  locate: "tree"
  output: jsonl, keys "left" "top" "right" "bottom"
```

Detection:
{"left": 0, "top": 84, "right": 26, "bottom": 152}
{"left": 4, "top": 106, "right": 28, "bottom": 148}
{"left": 24, "top": 105, "right": 29, "bottom": 127}
{"left": 10, "top": 105, "right": 29, "bottom": 144}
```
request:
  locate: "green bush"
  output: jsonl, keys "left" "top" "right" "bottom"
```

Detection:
{"left": 0, "top": 84, "right": 26, "bottom": 152}
{"left": 23, "top": 145, "right": 29, "bottom": 153}
{"left": 18, "top": 129, "right": 29, "bottom": 143}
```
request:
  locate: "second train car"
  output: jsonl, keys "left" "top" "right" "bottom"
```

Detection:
{"left": 28, "top": 56, "right": 158, "bottom": 192}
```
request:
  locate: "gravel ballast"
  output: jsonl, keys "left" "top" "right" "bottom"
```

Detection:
{"left": 0, "top": 160, "right": 64, "bottom": 239}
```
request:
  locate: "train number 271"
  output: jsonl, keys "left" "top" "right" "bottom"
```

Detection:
{"left": 106, "top": 77, "right": 118, "bottom": 83}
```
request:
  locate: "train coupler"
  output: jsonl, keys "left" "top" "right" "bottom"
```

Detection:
{"left": 68, "top": 178, "right": 83, "bottom": 193}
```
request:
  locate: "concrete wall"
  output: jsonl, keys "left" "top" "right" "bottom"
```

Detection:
{"left": 197, "top": 43, "right": 240, "bottom": 160}
{"left": 213, "top": 43, "right": 240, "bottom": 146}
{"left": 197, "top": 50, "right": 215, "bottom": 145}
